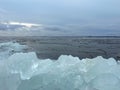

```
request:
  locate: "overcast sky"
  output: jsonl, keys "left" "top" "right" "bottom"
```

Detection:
{"left": 0, "top": 0, "right": 120, "bottom": 36}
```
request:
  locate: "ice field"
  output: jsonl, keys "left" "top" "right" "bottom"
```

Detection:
{"left": 0, "top": 41, "right": 120, "bottom": 90}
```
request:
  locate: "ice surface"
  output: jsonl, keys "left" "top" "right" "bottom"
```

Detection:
{"left": 0, "top": 41, "right": 27, "bottom": 60}
{"left": 89, "top": 74, "right": 120, "bottom": 90}
{"left": 0, "top": 41, "right": 120, "bottom": 90}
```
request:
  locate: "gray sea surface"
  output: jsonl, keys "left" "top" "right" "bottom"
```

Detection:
{"left": 0, "top": 36, "right": 120, "bottom": 60}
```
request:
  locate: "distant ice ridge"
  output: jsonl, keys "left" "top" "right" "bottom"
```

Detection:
{"left": 0, "top": 42, "right": 120, "bottom": 90}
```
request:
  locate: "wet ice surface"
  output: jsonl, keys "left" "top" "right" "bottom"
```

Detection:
{"left": 0, "top": 37, "right": 120, "bottom": 90}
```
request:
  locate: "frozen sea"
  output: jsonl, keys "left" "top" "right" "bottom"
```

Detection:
{"left": 0, "top": 36, "right": 120, "bottom": 90}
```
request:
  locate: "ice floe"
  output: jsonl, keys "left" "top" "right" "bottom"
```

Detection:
{"left": 0, "top": 41, "right": 120, "bottom": 90}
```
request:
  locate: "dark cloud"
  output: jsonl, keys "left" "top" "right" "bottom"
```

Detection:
{"left": 0, "top": 0, "right": 120, "bottom": 36}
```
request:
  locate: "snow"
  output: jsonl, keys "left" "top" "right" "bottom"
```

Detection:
{"left": 0, "top": 41, "right": 120, "bottom": 90}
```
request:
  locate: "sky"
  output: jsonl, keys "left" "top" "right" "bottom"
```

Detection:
{"left": 0, "top": 0, "right": 120, "bottom": 36}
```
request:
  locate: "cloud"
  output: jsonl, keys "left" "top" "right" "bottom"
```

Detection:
{"left": 0, "top": 8, "right": 8, "bottom": 20}
{"left": 0, "top": 0, "right": 120, "bottom": 36}
{"left": 0, "top": 20, "right": 120, "bottom": 36}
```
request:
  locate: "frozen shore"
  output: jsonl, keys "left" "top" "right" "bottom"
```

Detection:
{"left": 0, "top": 40, "right": 120, "bottom": 90}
